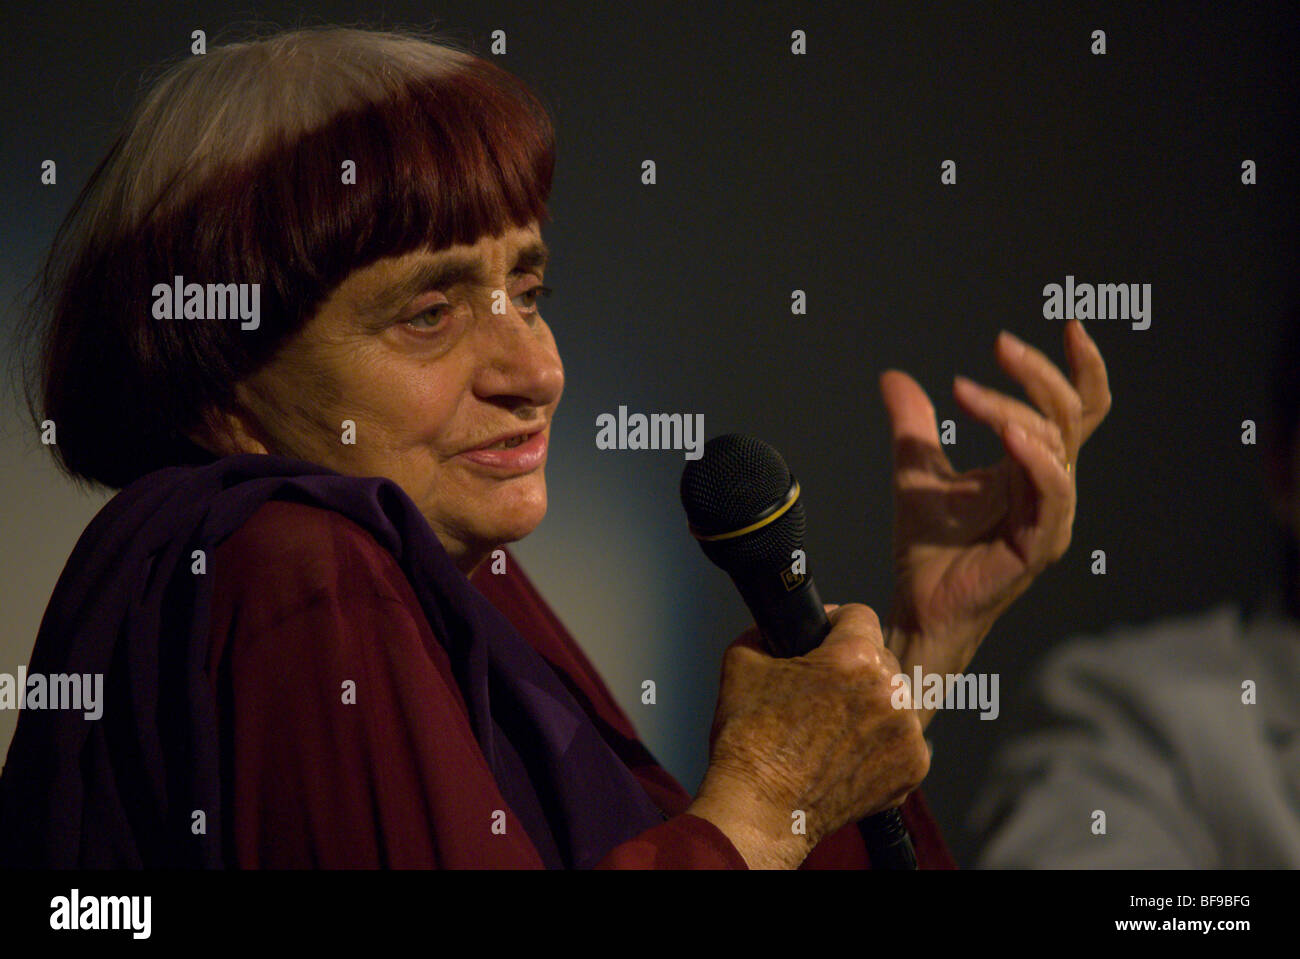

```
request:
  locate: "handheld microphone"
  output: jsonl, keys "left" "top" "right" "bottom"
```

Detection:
{"left": 680, "top": 433, "right": 918, "bottom": 870}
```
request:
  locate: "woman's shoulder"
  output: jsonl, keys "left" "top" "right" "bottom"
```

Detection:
{"left": 212, "top": 499, "right": 414, "bottom": 613}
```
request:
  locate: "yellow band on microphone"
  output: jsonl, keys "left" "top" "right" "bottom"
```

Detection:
{"left": 690, "top": 480, "right": 800, "bottom": 542}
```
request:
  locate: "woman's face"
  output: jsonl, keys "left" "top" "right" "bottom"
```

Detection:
{"left": 224, "top": 220, "right": 563, "bottom": 574}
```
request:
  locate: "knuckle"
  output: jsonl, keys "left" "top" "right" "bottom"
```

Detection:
{"left": 869, "top": 676, "right": 905, "bottom": 714}
{"left": 900, "top": 721, "right": 930, "bottom": 773}
{"left": 838, "top": 602, "right": 881, "bottom": 633}
{"left": 830, "top": 639, "right": 884, "bottom": 676}
{"left": 859, "top": 604, "right": 882, "bottom": 633}
{"left": 824, "top": 605, "right": 886, "bottom": 673}
{"left": 908, "top": 743, "right": 932, "bottom": 786}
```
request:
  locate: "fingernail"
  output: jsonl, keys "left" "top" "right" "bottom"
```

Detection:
{"left": 1000, "top": 330, "right": 1026, "bottom": 356}
{"left": 1007, "top": 423, "right": 1027, "bottom": 443}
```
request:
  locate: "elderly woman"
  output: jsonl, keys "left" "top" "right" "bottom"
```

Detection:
{"left": 1, "top": 27, "right": 1109, "bottom": 869}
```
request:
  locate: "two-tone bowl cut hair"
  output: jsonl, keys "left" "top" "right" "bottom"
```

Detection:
{"left": 18, "top": 25, "right": 556, "bottom": 491}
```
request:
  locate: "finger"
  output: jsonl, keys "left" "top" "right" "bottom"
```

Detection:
{"left": 1002, "top": 422, "right": 1075, "bottom": 565}
{"left": 1064, "top": 319, "right": 1112, "bottom": 443}
{"left": 953, "top": 375, "right": 1069, "bottom": 468}
{"left": 824, "top": 603, "right": 885, "bottom": 645}
{"left": 819, "top": 603, "right": 891, "bottom": 672}
{"left": 994, "top": 330, "right": 1084, "bottom": 462}
{"left": 879, "top": 370, "right": 957, "bottom": 477}
{"left": 825, "top": 602, "right": 881, "bottom": 632}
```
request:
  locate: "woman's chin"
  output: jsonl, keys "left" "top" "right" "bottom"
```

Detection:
{"left": 460, "top": 477, "right": 548, "bottom": 549}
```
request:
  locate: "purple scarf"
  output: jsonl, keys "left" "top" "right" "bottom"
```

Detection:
{"left": 0, "top": 451, "right": 666, "bottom": 868}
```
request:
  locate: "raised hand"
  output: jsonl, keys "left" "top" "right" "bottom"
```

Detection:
{"left": 878, "top": 319, "right": 1111, "bottom": 728}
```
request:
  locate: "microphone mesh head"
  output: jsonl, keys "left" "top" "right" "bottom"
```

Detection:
{"left": 680, "top": 434, "right": 791, "bottom": 534}
{"left": 680, "top": 434, "right": 807, "bottom": 576}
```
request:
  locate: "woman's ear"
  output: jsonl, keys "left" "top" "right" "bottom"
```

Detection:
{"left": 191, "top": 393, "right": 273, "bottom": 457}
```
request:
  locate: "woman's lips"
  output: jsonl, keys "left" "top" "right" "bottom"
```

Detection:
{"left": 458, "top": 430, "right": 548, "bottom": 473}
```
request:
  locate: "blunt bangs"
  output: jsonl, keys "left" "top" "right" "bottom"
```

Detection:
{"left": 23, "top": 28, "right": 556, "bottom": 490}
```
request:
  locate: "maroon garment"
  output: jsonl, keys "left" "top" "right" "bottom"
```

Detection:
{"left": 207, "top": 501, "right": 955, "bottom": 869}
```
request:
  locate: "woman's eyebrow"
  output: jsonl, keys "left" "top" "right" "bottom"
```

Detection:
{"left": 514, "top": 240, "right": 550, "bottom": 274}
{"left": 362, "top": 240, "right": 550, "bottom": 317}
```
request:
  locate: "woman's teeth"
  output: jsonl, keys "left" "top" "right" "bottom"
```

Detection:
{"left": 486, "top": 434, "right": 529, "bottom": 450}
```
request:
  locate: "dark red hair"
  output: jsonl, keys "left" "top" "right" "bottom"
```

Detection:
{"left": 21, "top": 28, "right": 555, "bottom": 490}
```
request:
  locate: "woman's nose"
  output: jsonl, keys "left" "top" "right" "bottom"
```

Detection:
{"left": 473, "top": 305, "right": 564, "bottom": 407}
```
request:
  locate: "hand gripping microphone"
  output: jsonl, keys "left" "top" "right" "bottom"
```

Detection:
{"left": 680, "top": 433, "right": 917, "bottom": 870}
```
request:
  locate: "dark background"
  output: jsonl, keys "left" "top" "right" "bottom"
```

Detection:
{"left": 3, "top": 1, "right": 1298, "bottom": 867}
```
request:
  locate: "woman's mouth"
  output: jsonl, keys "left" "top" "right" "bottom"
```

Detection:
{"left": 459, "top": 430, "right": 548, "bottom": 473}
{"left": 482, "top": 434, "right": 530, "bottom": 450}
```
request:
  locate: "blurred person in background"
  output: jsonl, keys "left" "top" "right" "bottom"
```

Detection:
{"left": 972, "top": 306, "right": 1300, "bottom": 868}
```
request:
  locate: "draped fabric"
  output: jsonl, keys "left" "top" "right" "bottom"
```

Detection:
{"left": 1, "top": 449, "right": 955, "bottom": 869}
{"left": 0, "top": 452, "right": 665, "bottom": 868}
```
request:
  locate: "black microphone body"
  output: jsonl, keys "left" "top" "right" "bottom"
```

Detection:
{"left": 732, "top": 568, "right": 831, "bottom": 659}
{"left": 681, "top": 433, "right": 918, "bottom": 870}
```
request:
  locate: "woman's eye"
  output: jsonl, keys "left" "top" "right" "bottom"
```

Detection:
{"left": 405, "top": 305, "right": 448, "bottom": 330}
{"left": 514, "top": 284, "right": 553, "bottom": 313}
{"left": 403, "top": 285, "right": 551, "bottom": 333}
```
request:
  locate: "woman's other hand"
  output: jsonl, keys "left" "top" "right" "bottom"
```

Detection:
{"left": 880, "top": 319, "right": 1111, "bottom": 728}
